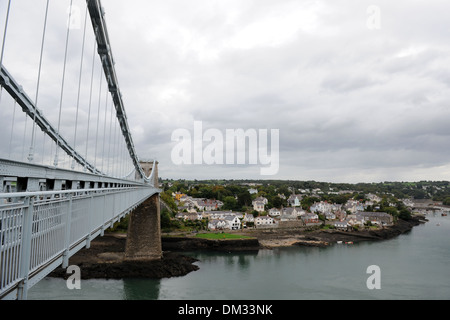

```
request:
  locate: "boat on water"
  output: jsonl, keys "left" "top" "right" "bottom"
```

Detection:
{"left": 436, "top": 223, "right": 441, "bottom": 226}
{"left": 442, "top": 213, "right": 448, "bottom": 216}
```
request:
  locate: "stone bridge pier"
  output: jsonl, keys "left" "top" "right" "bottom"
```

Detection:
{"left": 125, "top": 161, "right": 162, "bottom": 261}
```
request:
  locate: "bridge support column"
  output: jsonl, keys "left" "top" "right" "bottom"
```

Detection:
{"left": 124, "top": 194, "right": 162, "bottom": 261}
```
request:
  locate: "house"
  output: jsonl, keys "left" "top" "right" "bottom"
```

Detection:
{"left": 255, "top": 215, "right": 276, "bottom": 227}
{"left": 224, "top": 215, "right": 241, "bottom": 230}
{"left": 177, "top": 202, "right": 197, "bottom": 213}
{"left": 268, "top": 208, "right": 281, "bottom": 217}
{"left": 243, "top": 213, "right": 255, "bottom": 223}
{"left": 334, "top": 210, "right": 347, "bottom": 221}
{"left": 254, "top": 196, "right": 268, "bottom": 204}
{"left": 248, "top": 188, "right": 258, "bottom": 194}
{"left": 366, "top": 193, "right": 381, "bottom": 203}
{"left": 356, "top": 211, "right": 393, "bottom": 226}
{"left": 207, "top": 210, "right": 233, "bottom": 220}
{"left": 279, "top": 207, "right": 299, "bottom": 221}
{"left": 253, "top": 200, "right": 265, "bottom": 212}
{"left": 185, "top": 212, "right": 203, "bottom": 221}
{"left": 196, "top": 199, "right": 224, "bottom": 211}
{"left": 310, "top": 201, "right": 332, "bottom": 214}
{"left": 333, "top": 220, "right": 351, "bottom": 231}
{"left": 301, "top": 213, "right": 319, "bottom": 224}
{"left": 176, "top": 211, "right": 203, "bottom": 221}
{"left": 324, "top": 212, "right": 336, "bottom": 220}
{"left": 173, "top": 192, "right": 187, "bottom": 201}
{"left": 287, "top": 194, "right": 302, "bottom": 207}
{"left": 175, "top": 212, "right": 187, "bottom": 220}
{"left": 208, "top": 219, "right": 227, "bottom": 231}
{"left": 344, "top": 200, "right": 364, "bottom": 213}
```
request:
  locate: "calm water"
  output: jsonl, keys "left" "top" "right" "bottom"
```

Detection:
{"left": 28, "top": 214, "right": 450, "bottom": 300}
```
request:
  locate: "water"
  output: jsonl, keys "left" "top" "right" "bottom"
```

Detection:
{"left": 28, "top": 214, "right": 450, "bottom": 300}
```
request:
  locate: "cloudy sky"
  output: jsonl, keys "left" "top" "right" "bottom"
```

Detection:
{"left": 2, "top": 0, "right": 450, "bottom": 183}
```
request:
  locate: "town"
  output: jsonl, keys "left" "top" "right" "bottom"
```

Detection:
{"left": 159, "top": 180, "right": 450, "bottom": 233}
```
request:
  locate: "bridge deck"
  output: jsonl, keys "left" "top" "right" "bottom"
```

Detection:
{"left": 0, "top": 183, "right": 158, "bottom": 300}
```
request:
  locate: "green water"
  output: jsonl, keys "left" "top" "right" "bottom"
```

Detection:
{"left": 29, "top": 214, "right": 450, "bottom": 300}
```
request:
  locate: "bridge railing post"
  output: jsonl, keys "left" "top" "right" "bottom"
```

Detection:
{"left": 85, "top": 193, "right": 94, "bottom": 249}
{"left": 17, "top": 197, "right": 33, "bottom": 300}
{"left": 62, "top": 193, "right": 72, "bottom": 269}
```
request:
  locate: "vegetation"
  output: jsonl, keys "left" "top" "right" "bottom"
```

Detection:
{"left": 107, "top": 179, "right": 448, "bottom": 234}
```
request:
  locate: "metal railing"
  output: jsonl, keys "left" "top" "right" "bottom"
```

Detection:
{"left": 0, "top": 185, "right": 157, "bottom": 300}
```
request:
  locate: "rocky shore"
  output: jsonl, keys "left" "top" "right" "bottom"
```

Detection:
{"left": 49, "top": 215, "right": 426, "bottom": 280}
{"left": 49, "top": 234, "right": 200, "bottom": 280}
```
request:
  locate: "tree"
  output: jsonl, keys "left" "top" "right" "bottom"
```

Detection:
{"left": 237, "top": 191, "right": 252, "bottom": 207}
{"left": 271, "top": 196, "right": 285, "bottom": 209}
{"left": 223, "top": 196, "right": 237, "bottom": 210}
{"left": 161, "top": 190, "right": 177, "bottom": 212}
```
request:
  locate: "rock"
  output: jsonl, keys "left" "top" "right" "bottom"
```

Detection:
{"left": 49, "top": 234, "right": 199, "bottom": 280}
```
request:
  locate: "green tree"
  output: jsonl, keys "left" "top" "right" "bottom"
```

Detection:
{"left": 223, "top": 196, "right": 237, "bottom": 210}
{"left": 161, "top": 190, "right": 177, "bottom": 212}
{"left": 237, "top": 191, "right": 252, "bottom": 207}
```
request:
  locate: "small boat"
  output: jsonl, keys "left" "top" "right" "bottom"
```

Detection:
{"left": 337, "top": 241, "right": 343, "bottom": 244}
{"left": 442, "top": 213, "right": 447, "bottom": 216}
{"left": 345, "top": 241, "right": 353, "bottom": 245}
{"left": 436, "top": 223, "right": 441, "bottom": 226}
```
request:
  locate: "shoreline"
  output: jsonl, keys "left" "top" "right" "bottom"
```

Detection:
{"left": 248, "top": 215, "right": 427, "bottom": 248}
{"left": 49, "top": 215, "right": 426, "bottom": 280}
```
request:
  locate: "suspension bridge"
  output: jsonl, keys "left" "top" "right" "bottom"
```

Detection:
{"left": 0, "top": 0, "right": 161, "bottom": 299}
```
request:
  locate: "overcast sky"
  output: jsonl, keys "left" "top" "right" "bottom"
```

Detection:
{"left": 2, "top": 0, "right": 450, "bottom": 183}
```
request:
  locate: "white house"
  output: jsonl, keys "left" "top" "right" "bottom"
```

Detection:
{"left": 268, "top": 208, "right": 281, "bottom": 217}
{"left": 253, "top": 200, "right": 265, "bottom": 212}
{"left": 333, "top": 220, "right": 351, "bottom": 231}
{"left": 224, "top": 215, "right": 241, "bottom": 230}
{"left": 208, "top": 219, "right": 227, "bottom": 230}
{"left": 255, "top": 215, "right": 276, "bottom": 227}
{"left": 243, "top": 213, "right": 255, "bottom": 223}
{"left": 356, "top": 211, "right": 393, "bottom": 226}
{"left": 310, "top": 201, "right": 332, "bottom": 214}
{"left": 254, "top": 196, "right": 268, "bottom": 204}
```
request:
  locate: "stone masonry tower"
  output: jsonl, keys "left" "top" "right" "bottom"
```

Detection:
{"left": 125, "top": 160, "right": 162, "bottom": 261}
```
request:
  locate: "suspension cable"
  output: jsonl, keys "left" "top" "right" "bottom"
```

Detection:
{"left": 101, "top": 87, "right": 108, "bottom": 173}
{"left": 8, "top": 99, "right": 16, "bottom": 158}
{"left": 28, "top": 0, "right": 50, "bottom": 162}
{"left": 54, "top": 0, "right": 73, "bottom": 167}
{"left": 72, "top": 6, "right": 88, "bottom": 169}
{"left": 94, "top": 70, "right": 103, "bottom": 169}
{"left": 84, "top": 41, "right": 97, "bottom": 171}
{"left": 0, "top": 0, "right": 11, "bottom": 105}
